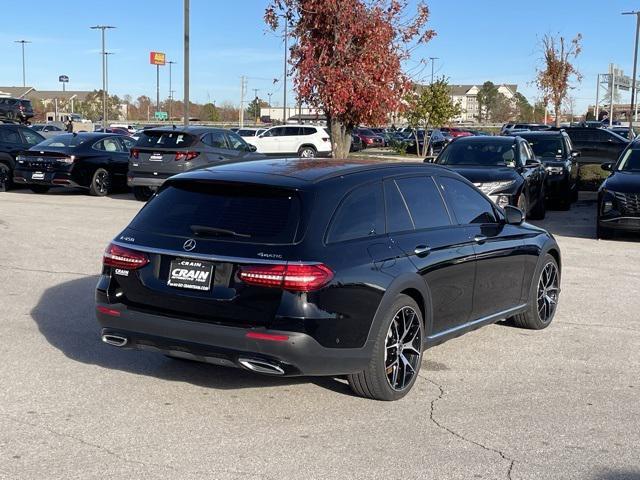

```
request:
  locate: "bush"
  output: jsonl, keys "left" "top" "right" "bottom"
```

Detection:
{"left": 390, "top": 139, "right": 408, "bottom": 155}
{"left": 578, "top": 163, "right": 608, "bottom": 191}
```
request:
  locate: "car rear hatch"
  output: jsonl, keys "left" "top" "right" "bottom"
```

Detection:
{"left": 130, "top": 130, "right": 200, "bottom": 176}
{"left": 16, "top": 150, "right": 75, "bottom": 172}
{"left": 103, "top": 179, "right": 316, "bottom": 328}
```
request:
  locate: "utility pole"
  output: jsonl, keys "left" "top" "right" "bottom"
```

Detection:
{"left": 90, "top": 25, "right": 115, "bottom": 127}
{"left": 595, "top": 74, "right": 600, "bottom": 121}
{"left": 105, "top": 52, "right": 114, "bottom": 97}
{"left": 623, "top": 11, "right": 640, "bottom": 135}
{"left": 429, "top": 57, "right": 439, "bottom": 84}
{"left": 168, "top": 60, "right": 176, "bottom": 120}
{"left": 239, "top": 76, "right": 246, "bottom": 127}
{"left": 156, "top": 63, "right": 160, "bottom": 115}
{"left": 610, "top": 63, "right": 616, "bottom": 127}
{"left": 14, "top": 40, "right": 31, "bottom": 87}
{"left": 183, "top": 0, "right": 190, "bottom": 126}
{"left": 283, "top": 19, "right": 288, "bottom": 124}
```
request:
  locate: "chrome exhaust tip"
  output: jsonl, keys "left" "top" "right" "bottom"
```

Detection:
{"left": 102, "top": 334, "right": 128, "bottom": 347}
{"left": 238, "top": 357, "right": 285, "bottom": 375}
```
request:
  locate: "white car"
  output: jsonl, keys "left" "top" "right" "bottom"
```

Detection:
{"left": 244, "top": 125, "right": 331, "bottom": 158}
{"left": 236, "top": 127, "right": 267, "bottom": 137}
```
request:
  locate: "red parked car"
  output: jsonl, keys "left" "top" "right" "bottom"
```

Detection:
{"left": 353, "top": 128, "right": 385, "bottom": 148}
{"left": 440, "top": 127, "right": 473, "bottom": 138}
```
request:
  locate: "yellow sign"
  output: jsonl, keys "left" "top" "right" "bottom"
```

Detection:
{"left": 149, "top": 51, "right": 166, "bottom": 66}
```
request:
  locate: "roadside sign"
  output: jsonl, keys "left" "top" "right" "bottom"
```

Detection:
{"left": 59, "top": 75, "right": 69, "bottom": 83}
{"left": 154, "top": 111, "right": 168, "bottom": 120}
{"left": 150, "top": 51, "right": 166, "bottom": 66}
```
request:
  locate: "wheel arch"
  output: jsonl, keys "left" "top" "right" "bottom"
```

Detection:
{"left": 298, "top": 143, "right": 317, "bottom": 152}
{"left": 0, "top": 153, "right": 15, "bottom": 170}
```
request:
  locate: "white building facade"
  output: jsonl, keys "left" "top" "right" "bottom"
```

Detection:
{"left": 449, "top": 84, "right": 518, "bottom": 122}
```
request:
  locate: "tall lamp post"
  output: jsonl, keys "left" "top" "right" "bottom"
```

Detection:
{"left": 623, "top": 11, "right": 640, "bottom": 135}
{"left": 14, "top": 40, "right": 31, "bottom": 87}
{"left": 90, "top": 25, "right": 115, "bottom": 127}
{"left": 429, "top": 56, "right": 439, "bottom": 84}
{"left": 183, "top": 0, "right": 190, "bottom": 126}
{"left": 105, "top": 52, "right": 114, "bottom": 98}
{"left": 168, "top": 60, "right": 176, "bottom": 120}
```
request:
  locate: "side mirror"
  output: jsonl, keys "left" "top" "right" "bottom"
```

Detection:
{"left": 247, "top": 144, "right": 257, "bottom": 152}
{"left": 571, "top": 150, "right": 581, "bottom": 158}
{"left": 504, "top": 205, "right": 524, "bottom": 225}
{"left": 601, "top": 162, "right": 613, "bottom": 171}
{"left": 525, "top": 158, "right": 542, "bottom": 167}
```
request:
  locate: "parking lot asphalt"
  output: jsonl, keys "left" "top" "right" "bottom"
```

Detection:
{"left": 1, "top": 189, "right": 639, "bottom": 480}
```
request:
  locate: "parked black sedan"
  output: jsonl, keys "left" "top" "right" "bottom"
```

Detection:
{"left": 13, "top": 132, "right": 136, "bottom": 196}
{"left": 96, "top": 158, "right": 561, "bottom": 401}
{"left": 515, "top": 130, "right": 580, "bottom": 209}
{"left": 597, "top": 141, "right": 640, "bottom": 239}
{"left": 434, "top": 136, "right": 547, "bottom": 219}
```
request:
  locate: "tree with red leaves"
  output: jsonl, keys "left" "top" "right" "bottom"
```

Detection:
{"left": 265, "top": 0, "right": 434, "bottom": 158}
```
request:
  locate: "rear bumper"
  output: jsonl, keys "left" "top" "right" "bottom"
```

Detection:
{"left": 96, "top": 303, "right": 372, "bottom": 377}
{"left": 13, "top": 169, "right": 79, "bottom": 188}
{"left": 127, "top": 173, "right": 170, "bottom": 188}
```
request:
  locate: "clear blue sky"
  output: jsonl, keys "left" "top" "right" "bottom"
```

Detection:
{"left": 1, "top": 0, "right": 639, "bottom": 114}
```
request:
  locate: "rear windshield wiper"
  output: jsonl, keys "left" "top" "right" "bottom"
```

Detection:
{"left": 190, "top": 225, "right": 251, "bottom": 238}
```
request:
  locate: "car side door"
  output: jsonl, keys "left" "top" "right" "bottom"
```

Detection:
{"left": 563, "top": 134, "right": 579, "bottom": 191}
{"left": 280, "top": 126, "right": 302, "bottom": 154}
{"left": 518, "top": 139, "right": 544, "bottom": 202}
{"left": 201, "top": 130, "right": 232, "bottom": 162}
{"left": 256, "top": 127, "right": 285, "bottom": 154}
{"left": 438, "top": 175, "right": 526, "bottom": 319}
{"left": 224, "top": 131, "right": 255, "bottom": 161}
{"left": 384, "top": 175, "right": 476, "bottom": 336}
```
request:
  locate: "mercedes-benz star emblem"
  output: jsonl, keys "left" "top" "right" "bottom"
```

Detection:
{"left": 183, "top": 238, "right": 197, "bottom": 251}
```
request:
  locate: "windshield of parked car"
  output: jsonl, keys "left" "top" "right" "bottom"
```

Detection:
{"left": 616, "top": 148, "right": 640, "bottom": 171}
{"left": 437, "top": 140, "right": 517, "bottom": 166}
{"left": 520, "top": 136, "right": 564, "bottom": 158}
{"left": 36, "top": 135, "right": 90, "bottom": 148}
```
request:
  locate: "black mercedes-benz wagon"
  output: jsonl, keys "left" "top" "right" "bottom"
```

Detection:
{"left": 96, "top": 158, "right": 561, "bottom": 400}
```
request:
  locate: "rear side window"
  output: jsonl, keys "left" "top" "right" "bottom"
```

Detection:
{"left": 203, "top": 131, "right": 227, "bottom": 148}
{"left": 129, "top": 182, "right": 301, "bottom": 244}
{"left": 137, "top": 131, "right": 196, "bottom": 148}
{"left": 394, "top": 176, "right": 451, "bottom": 230}
{"left": 301, "top": 127, "right": 316, "bottom": 136}
{"left": 384, "top": 181, "right": 413, "bottom": 232}
{"left": 327, "top": 182, "right": 385, "bottom": 243}
{"left": 0, "top": 127, "right": 21, "bottom": 144}
{"left": 438, "top": 177, "right": 498, "bottom": 224}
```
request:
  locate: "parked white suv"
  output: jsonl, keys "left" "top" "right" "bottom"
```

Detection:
{"left": 244, "top": 125, "right": 331, "bottom": 158}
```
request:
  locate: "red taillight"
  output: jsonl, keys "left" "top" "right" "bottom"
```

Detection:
{"left": 175, "top": 151, "right": 199, "bottom": 161}
{"left": 365, "top": 137, "right": 373, "bottom": 144}
{"left": 246, "top": 331, "right": 289, "bottom": 342}
{"left": 103, "top": 243, "right": 149, "bottom": 270}
{"left": 238, "top": 263, "right": 333, "bottom": 292}
{"left": 131, "top": 148, "right": 139, "bottom": 159}
{"left": 96, "top": 306, "right": 121, "bottom": 317}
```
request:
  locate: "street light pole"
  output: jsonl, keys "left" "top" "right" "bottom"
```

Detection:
{"left": 183, "top": 0, "right": 190, "bottom": 126}
{"left": 623, "top": 11, "right": 640, "bottom": 136}
{"left": 90, "top": 25, "right": 115, "bottom": 127}
{"left": 429, "top": 57, "right": 439, "bottom": 84}
{"left": 283, "top": 18, "right": 288, "bottom": 124}
{"left": 105, "top": 52, "right": 114, "bottom": 97}
{"left": 168, "top": 60, "right": 176, "bottom": 120}
{"left": 14, "top": 40, "right": 31, "bottom": 87}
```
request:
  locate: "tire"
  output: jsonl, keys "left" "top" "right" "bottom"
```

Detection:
{"left": 298, "top": 146, "right": 317, "bottom": 158}
{"left": 0, "top": 163, "right": 11, "bottom": 192}
{"left": 29, "top": 185, "right": 50, "bottom": 194}
{"left": 517, "top": 192, "right": 528, "bottom": 220}
{"left": 89, "top": 168, "right": 110, "bottom": 196}
{"left": 511, "top": 254, "right": 560, "bottom": 330}
{"left": 347, "top": 294, "right": 424, "bottom": 401}
{"left": 529, "top": 188, "right": 546, "bottom": 220}
{"left": 133, "top": 186, "right": 154, "bottom": 202}
{"left": 597, "top": 224, "right": 613, "bottom": 240}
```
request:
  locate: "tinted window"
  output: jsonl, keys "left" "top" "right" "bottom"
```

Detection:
{"left": 439, "top": 177, "right": 498, "bottom": 224}
{"left": 616, "top": 148, "right": 640, "bottom": 171}
{"left": 519, "top": 141, "right": 532, "bottom": 164}
{"left": 384, "top": 180, "right": 413, "bottom": 233}
{"left": 395, "top": 177, "right": 451, "bottom": 230}
{"left": 284, "top": 127, "right": 301, "bottom": 136}
{"left": 437, "top": 140, "right": 516, "bottom": 166}
{"left": 38, "top": 135, "right": 88, "bottom": 148}
{"left": 137, "top": 131, "right": 196, "bottom": 148}
{"left": 204, "top": 131, "right": 227, "bottom": 148}
{"left": 301, "top": 127, "right": 316, "bottom": 136}
{"left": 327, "top": 182, "right": 385, "bottom": 243}
{"left": 0, "top": 127, "right": 21, "bottom": 144}
{"left": 225, "top": 132, "right": 248, "bottom": 151}
{"left": 20, "top": 128, "right": 44, "bottom": 146}
{"left": 120, "top": 136, "right": 136, "bottom": 150}
{"left": 521, "top": 135, "right": 564, "bottom": 158}
{"left": 129, "top": 183, "right": 301, "bottom": 244}
{"left": 263, "top": 127, "right": 285, "bottom": 137}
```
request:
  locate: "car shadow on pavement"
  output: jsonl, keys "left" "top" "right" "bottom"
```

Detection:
{"left": 30, "top": 275, "right": 353, "bottom": 396}
{"left": 10, "top": 187, "right": 139, "bottom": 202}
{"left": 530, "top": 193, "right": 598, "bottom": 240}
{"left": 594, "top": 471, "right": 640, "bottom": 480}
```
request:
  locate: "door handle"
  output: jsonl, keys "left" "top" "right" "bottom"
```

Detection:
{"left": 474, "top": 235, "right": 487, "bottom": 244}
{"left": 414, "top": 245, "right": 431, "bottom": 257}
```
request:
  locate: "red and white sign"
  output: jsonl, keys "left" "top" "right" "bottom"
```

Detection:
{"left": 149, "top": 51, "right": 166, "bottom": 66}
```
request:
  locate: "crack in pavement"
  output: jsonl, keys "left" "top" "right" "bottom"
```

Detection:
{"left": 3, "top": 415, "right": 276, "bottom": 480}
{"left": 0, "top": 264, "right": 93, "bottom": 277}
{"left": 422, "top": 376, "right": 516, "bottom": 480}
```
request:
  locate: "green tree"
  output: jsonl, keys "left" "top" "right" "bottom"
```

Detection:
{"left": 406, "top": 77, "right": 462, "bottom": 157}
{"left": 476, "top": 81, "right": 499, "bottom": 122}
{"left": 246, "top": 98, "right": 267, "bottom": 122}
{"left": 201, "top": 103, "right": 220, "bottom": 122}
{"left": 514, "top": 92, "right": 533, "bottom": 122}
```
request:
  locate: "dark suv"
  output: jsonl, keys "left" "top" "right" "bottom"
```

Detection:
{"left": 561, "top": 127, "right": 628, "bottom": 164}
{"left": 0, "top": 97, "right": 34, "bottom": 124}
{"left": 515, "top": 130, "right": 580, "bottom": 209}
{"left": 96, "top": 159, "right": 561, "bottom": 401}
{"left": 0, "top": 124, "right": 44, "bottom": 191}
{"left": 128, "top": 126, "right": 264, "bottom": 201}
